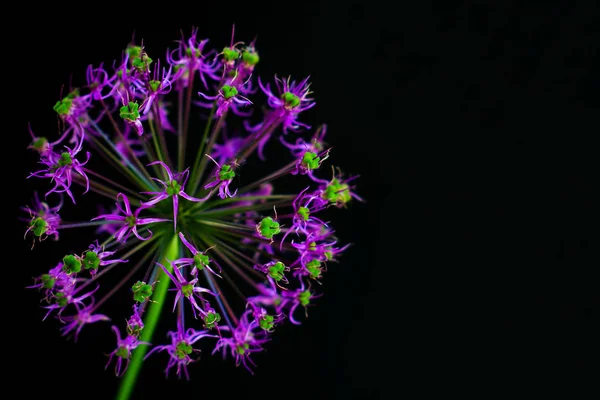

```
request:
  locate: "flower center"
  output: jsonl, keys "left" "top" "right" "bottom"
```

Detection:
{"left": 58, "top": 152, "right": 73, "bottom": 167}
{"left": 258, "top": 217, "right": 280, "bottom": 239}
{"left": 242, "top": 49, "right": 260, "bottom": 66}
{"left": 41, "top": 274, "right": 55, "bottom": 289}
{"left": 166, "top": 180, "right": 182, "bottom": 196}
{"left": 259, "top": 315, "right": 275, "bottom": 331}
{"left": 193, "top": 252, "right": 209, "bottom": 270}
{"left": 221, "top": 85, "right": 238, "bottom": 99}
{"left": 323, "top": 179, "right": 351, "bottom": 204}
{"left": 203, "top": 311, "right": 221, "bottom": 329}
{"left": 62, "top": 254, "right": 82, "bottom": 274}
{"left": 116, "top": 346, "right": 130, "bottom": 359}
{"left": 281, "top": 91, "right": 300, "bottom": 109}
{"left": 236, "top": 343, "right": 250, "bottom": 355}
{"left": 30, "top": 217, "right": 48, "bottom": 237}
{"left": 298, "top": 289, "right": 312, "bottom": 306}
{"left": 306, "top": 259, "right": 322, "bottom": 279}
{"left": 125, "top": 214, "right": 137, "bottom": 227}
{"left": 218, "top": 164, "right": 235, "bottom": 181}
{"left": 268, "top": 261, "right": 286, "bottom": 281}
{"left": 222, "top": 47, "right": 240, "bottom": 62}
{"left": 149, "top": 80, "right": 161, "bottom": 92}
{"left": 297, "top": 207, "right": 310, "bottom": 221}
{"left": 131, "top": 281, "right": 153, "bottom": 303}
{"left": 181, "top": 283, "right": 194, "bottom": 298}
{"left": 83, "top": 251, "right": 100, "bottom": 271}
{"left": 175, "top": 341, "right": 193, "bottom": 360}
{"left": 119, "top": 102, "right": 140, "bottom": 121}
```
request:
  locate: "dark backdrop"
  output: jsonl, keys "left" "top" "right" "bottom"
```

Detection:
{"left": 8, "top": 1, "right": 600, "bottom": 398}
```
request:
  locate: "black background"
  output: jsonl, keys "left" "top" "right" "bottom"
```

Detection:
{"left": 8, "top": 1, "right": 600, "bottom": 398}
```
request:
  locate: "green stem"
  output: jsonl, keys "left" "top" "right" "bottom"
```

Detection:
{"left": 148, "top": 115, "right": 166, "bottom": 166}
{"left": 116, "top": 234, "right": 180, "bottom": 400}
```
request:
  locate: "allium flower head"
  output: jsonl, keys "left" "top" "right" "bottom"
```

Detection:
{"left": 24, "top": 26, "right": 362, "bottom": 394}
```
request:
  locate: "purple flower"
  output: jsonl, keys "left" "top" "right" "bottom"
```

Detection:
{"left": 280, "top": 187, "right": 329, "bottom": 248}
{"left": 241, "top": 77, "right": 314, "bottom": 160}
{"left": 28, "top": 262, "right": 73, "bottom": 301}
{"left": 126, "top": 304, "right": 144, "bottom": 337}
{"left": 22, "top": 192, "right": 62, "bottom": 242}
{"left": 254, "top": 260, "right": 290, "bottom": 287}
{"left": 142, "top": 161, "right": 211, "bottom": 230}
{"left": 313, "top": 170, "right": 364, "bottom": 207}
{"left": 204, "top": 156, "right": 238, "bottom": 199}
{"left": 104, "top": 53, "right": 135, "bottom": 103}
{"left": 84, "top": 63, "right": 113, "bottom": 101}
{"left": 29, "top": 131, "right": 91, "bottom": 203}
{"left": 290, "top": 148, "right": 330, "bottom": 178}
{"left": 212, "top": 310, "right": 269, "bottom": 374}
{"left": 281, "top": 124, "right": 328, "bottom": 157}
{"left": 106, "top": 326, "right": 149, "bottom": 377}
{"left": 60, "top": 300, "right": 110, "bottom": 341}
{"left": 246, "top": 301, "right": 282, "bottom": 332}
{"left": 197, "top": 81, "right": 253, "bottom": 117}
{"left": 92, "top": 193, "right": 169, "bottom": 242}
{"left": 145, "top": 319, "right": 217, "bottom": 379}
{"left": 156, "top": 261, "right": 217, "bottom": 319}
{"left": 291, "top": 229, "right": 348, "bottom": 267}
{"left": 280, "top": 280, "right": 320, "bottom": 325}
{"left": 256, "top": 75, "right": 315, "bottom": 134}
{"left": 83, "top": 240, "right": 128, "bottom": 276}
{"left": 137, "top": 60, "right": 174, "bottom": 115}
{"left": 53, "top": 88, "right": 92, "bottom": 128}
{"left": 27, "top": 124, "right": 52, "bottom": 155}
{"left": 119, "top": 99, "right": 144, "bottom": 136}
{"left": 43, "top": 285, "right": 100, "bottom": 321}
{"left": 238, "top": 41, "right": 260, "bottom": 77}
{"left": 167, "top": 28, "right": 220, "bottom": 89}
{"left": 172, "top": 232, "right": 222, "bottom": 278}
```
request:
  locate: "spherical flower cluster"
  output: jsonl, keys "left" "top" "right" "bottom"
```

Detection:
{"left": 24, "top": 26, "right": 361, "bottom": 387}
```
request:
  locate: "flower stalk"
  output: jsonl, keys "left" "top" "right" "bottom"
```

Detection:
{"left": 116, "top": 234, "right": 180, "bottom": 400}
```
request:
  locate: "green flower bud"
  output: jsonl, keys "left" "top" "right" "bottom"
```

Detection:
{"left": 219, "top": 164, "right": 235, "bottom": 181}
{"left": 281, "top": 92, "right": 300, "bottom": 109}
{"left": 30, "top": 217, "right": 48, "bottom": 237}
{"left": 323, "top": 179, "right": 351, "bottom": 204}
{"left": 259, "top": 315, "right": 275, "bottom": 331}
{"left": 119, "top": 102, "right": 140, "bottom": 121}
{"left": 301, "top": 151, "right": 320, "bottom": 170}
{"left": 258, "top": 217, "right": 281, "bottom": 239}
{"left": 83, "top": 251, "right": 100, "bottom": 271}
{"left": 193, "top": 252, "right": 210, "bottom": 270}
{"left": 204, "top": 311, "right": 221, "bottom": 329}
{"left": 268, "top": 261, "right": 286, "bottom": 281}
{"left": 175, "top": 341, "right": 193, "bottom": 359}
{"left": 297, "top": 207, "right": 310, "bottom": 221}
{"left": 166, "top": 180, "right": 181, "bottom": 196}
{"left": 221, "top": 85, "right": 238, "bottom": 99}
{"left": 62, "top": 254, "right": 82, "bottom": 274}
{"left": 132, "top": 281, "right": 153, "bottom": 302}
{"left": 222, "top": 47, "right": 240, "bottom": 62}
